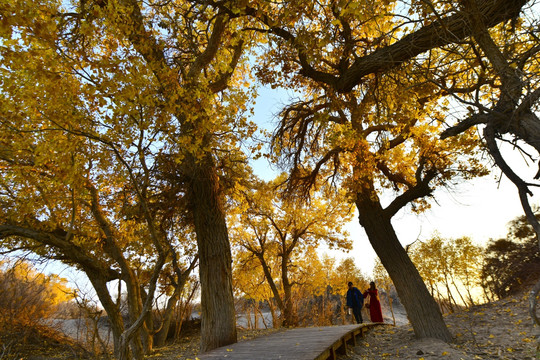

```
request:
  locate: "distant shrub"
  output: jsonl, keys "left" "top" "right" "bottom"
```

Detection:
{"left": 0, "top": 259, "right": 73, "bottom": 335}
{"left": 481, "top": 214, "right": 540, "bottom": 299}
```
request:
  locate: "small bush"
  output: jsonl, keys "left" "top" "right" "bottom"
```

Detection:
{"left": 481, "top": 213, "right": 540, "bottom": 299}
{"left": 0, "top": 260, "right": 72, "bottom": 337}
{"left": 0, "top": 260, "right": 91, "bottom": 359}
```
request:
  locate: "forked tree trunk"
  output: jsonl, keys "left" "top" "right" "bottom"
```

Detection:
{"left": 188, "top": 155, "right": 237, "bottom": 352}
{"left": 86, "top": 275, "right": 125, "bottom": 357}
{"left": 355, "top": 192, "right": 452, "bottom": 342}
{"left": 154, "top": 289, "right": 180, "bottom": 347}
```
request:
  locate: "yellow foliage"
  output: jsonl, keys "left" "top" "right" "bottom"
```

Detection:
{"left": 0, "top": 260, "right": 74, "bottom": 329}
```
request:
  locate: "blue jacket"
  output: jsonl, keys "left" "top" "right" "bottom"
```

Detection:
{"left": 346, "top": 287, "right": 364, "bottom": 308}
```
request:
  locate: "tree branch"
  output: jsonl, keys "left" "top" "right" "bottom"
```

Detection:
{"left": 0, "top": 223, "right": 119, "bottom": 281}
{"left": 209, "top": 39, "right": 245, "bottom": 93}
{"left": 385, "top": 166, "right": 437, "bottom": 218}
{"left": 440, "top": 113, "right": 489, "bottom": 139}
{"left": 188, "top": 13, "right": 228, "bottom": 79}
{"left": 333, "top": 0, "right": 528, "bottom": 91}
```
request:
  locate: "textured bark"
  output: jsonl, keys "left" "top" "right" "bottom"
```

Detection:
{"left": 188, "top": 155, "right": 237, "bottom": 352}
{"left": 103, "top": 2, "right": 239, "bottom": 351}
{"left": 444, "top": 4, "right": 540, "bottom": 339}
{"left": 332, "top": 0, "right": 527, "bottom": 92}
{"left": 223, "top": 0, "right": 528, "bottom": 93}
{"left": 355, "top": 190, "right": 452, "bottom": 342}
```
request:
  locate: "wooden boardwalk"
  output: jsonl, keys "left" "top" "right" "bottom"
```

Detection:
{"left": 197, "top": 323, "right": 382, "bottom": 360}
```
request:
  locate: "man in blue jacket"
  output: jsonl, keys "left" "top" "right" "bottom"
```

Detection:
{"left": 346, "top": 281, "right": 364, "bottom": 324}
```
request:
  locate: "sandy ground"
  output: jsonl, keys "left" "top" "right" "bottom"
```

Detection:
{"left": 344, "top": 291, "right": 538, "bottom": 360}
{"left": 49, "top": 318, "right": 114, "bottom": 351}
{"left": 149, "top": 291, "right": 538, "bottom": 360}
{"left": 40, "top": 290, "right": 537, "bottom": 360}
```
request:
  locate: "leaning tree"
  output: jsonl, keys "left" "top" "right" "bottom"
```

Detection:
{"left": 206, "top": 0, "right": 537, "bottom": 341}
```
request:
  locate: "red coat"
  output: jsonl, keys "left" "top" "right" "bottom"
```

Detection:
{"left": 363, "top": 289, "right": 384, "bottom": 322}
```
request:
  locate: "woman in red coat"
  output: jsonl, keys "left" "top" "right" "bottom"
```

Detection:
{"left": 363, "top": 281, "right": 384, "bottom": 323}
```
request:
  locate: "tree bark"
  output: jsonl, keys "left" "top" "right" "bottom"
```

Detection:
{"left": 155, "top": 257, "right": 197, "bottom": 347}
{"left": 355, "top": 190, "right": 452, "bottom": 342}
{"left": 225, "top": 0, "right": 528, "bottom": 93}
{"left": 256, "top": 253, "right": 286, "bottom": 323}
{"left": 188, "top": 155, "right": 237, "bottom": 352}
{"left": 105, "top": 1, "right": 239, "bottom": 349}
{"left": 281, "top": 252, "right": 295, "bottom": 327}
{"left": 85, "top": 273, "right": 124, "bottom": 357}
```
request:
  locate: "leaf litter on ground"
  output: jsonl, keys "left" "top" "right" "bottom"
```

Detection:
{"left": 342, "top": 290, "right": 538, "bottom": 360}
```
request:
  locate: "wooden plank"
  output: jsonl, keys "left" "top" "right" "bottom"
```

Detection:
{"left": 196, "top": 323, "right": 385, "bottom": 360}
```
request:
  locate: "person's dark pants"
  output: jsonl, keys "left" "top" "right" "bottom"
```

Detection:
{"left": 352, "top": 306, "right": 363, "bottom": 324}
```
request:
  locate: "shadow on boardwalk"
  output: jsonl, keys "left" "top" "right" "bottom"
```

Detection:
{"left": 197, "top": 323, "right": 385, "bottom": 360}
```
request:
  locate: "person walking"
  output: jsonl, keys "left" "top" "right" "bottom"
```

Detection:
{"left": 346, "top": 281, "right": 364, "bottom": 324}
{"left": 363, "top": 281, "right": 384, "bottom": 323}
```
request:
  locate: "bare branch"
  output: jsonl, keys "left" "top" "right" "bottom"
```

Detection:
{"left": 384, "top": 167, "right": 437, "bottom": 218}
{"left": 440, "top": 113, "right": 489, "bottom": 139}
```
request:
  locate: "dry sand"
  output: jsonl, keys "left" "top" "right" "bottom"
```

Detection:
{"left": 148, "top": 290, "right": 538, "bottom": 360}
{"left": 344, "top": 291, "right": 538, "bottom": 360}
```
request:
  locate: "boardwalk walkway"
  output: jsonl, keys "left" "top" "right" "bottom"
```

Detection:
{"left": 197, "top": 323, "right": 382, "bottom": 360}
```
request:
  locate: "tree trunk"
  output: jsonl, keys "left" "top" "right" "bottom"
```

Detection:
{"left": 142, "top": 306, "right": 154, "bottom": 353}
{"left": 268, "top": 299, "right": 279, "bottom": 328}
{"left": 123, "top": 272, "right": 146, "bottom": 360}
{"left": 155, "top": 256, "right": 198, "bottom": 347}
{"left": 281, "top": 254, "right": 295, "bottom": 327}
{"left": 256, "top": 253, "right": 286, "bottom": 316}
{"left": 464, "top": 274, "right": 476, "bottom": 307}
{"left": 355, "top": 191, "right": 452, "bottom": 342}
{"left": 154, "top": 290, "right": 180, "bottom": 347}
{"left": 387, "top": 295, "right": 396, "bottom": 326}
{"left": 281, "top": 285, "right": 294, "bottom": 327}
{"left": 86, "top": 275, "right": 124, "bottom": 357}
{"left": 188, "top": 155, "right": 237, "bottom": 352}
{"left": 451, "top": 277, "right": 468, "bottom": 308}
{"left": 443, "top": 275, "right": 457, "bottom": 312}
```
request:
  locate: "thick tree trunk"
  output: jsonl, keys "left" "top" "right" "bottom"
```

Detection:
{"left": 188, "top": 155, "right": 237, "bottom": 352}
{"left": 355, "top": 192, "right": 452, "bottom": 342}
{"left": 124, "top": 275, "right": 145, "bottom": 360}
